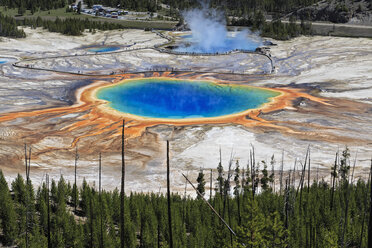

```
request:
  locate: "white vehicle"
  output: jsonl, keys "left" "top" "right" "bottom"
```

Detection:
{"left": 111, "top": 12, "right": 118, "bottom": 18}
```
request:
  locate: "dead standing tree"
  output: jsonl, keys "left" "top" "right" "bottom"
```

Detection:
{"left": 24, "top": 144, "right": 31, "bottom": 248}
{"left": 368, "top": 157, "right": 372, "bottom": 248}
{"left": 99, "top": 153, "right": 103, "bottom": 248}
{"left": 46, "top": 174, "right": 51, "bottom": 248}
{"left": 330, "top": 152, "right": 339, "bottom": 210}
{"left": 120, "top": 120, "right": 126, "bottom": 248}
{"left": 166, "top": 140, "right": 174, "bottom": 248}
{"left": 74, "top": 146, "right": 79, "bottom": 212}
{"left": 279, "top": 150, "right": 284, "bottom": 195}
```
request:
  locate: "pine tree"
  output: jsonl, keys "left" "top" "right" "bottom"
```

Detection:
{"left": 339, "top": 147, "right": 350, "bottom": 184}
{"left": 260, "top": 160, "right": 270, "bottom": 191}
{"left": 196, "top": 169, "right": 206, "bottom": 198}
{"left": 233, "top": 161, "right": 241, "bottom": 225}
{"left": 0, "top": 170, "right": 17, "bottom": 245}
{"left": 235, "top": 199, "right": 266, "bottom": 247}
{"left": 264, "top": 211, "right": 289, "bottom": 247}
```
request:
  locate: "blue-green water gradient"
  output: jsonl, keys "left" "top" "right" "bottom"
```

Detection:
{"left": 96, "top": 79, "right": 280, "bottom": 119}
{"left": 88, "top": 46, "right": 120, "bottom": 53}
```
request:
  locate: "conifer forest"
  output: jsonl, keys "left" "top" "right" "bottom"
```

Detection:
{"left": 0, "top": 140, "right": 371, "bottom": 248}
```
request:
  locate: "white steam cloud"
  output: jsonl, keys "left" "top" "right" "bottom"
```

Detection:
{"left": 176, "top": 1, "right": 262, "bottom": 54}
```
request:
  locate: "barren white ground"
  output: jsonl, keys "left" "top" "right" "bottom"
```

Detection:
{"left": 0, "top": 29, "right": 371, "bottom": 196}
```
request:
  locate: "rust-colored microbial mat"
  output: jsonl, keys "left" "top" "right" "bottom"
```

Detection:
{"left": 0, "top": 72, "right": 331, "bottom": 148}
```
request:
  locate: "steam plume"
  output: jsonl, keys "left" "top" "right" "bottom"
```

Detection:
{"left": 176, "top": 1, "right": 262, "bottom": 54}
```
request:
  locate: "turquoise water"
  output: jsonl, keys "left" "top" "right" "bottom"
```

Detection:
{"left": 88, "top": 46, "right": 120, "bottom": 53}
{"left": 176, "top": 31, "right": 261, "bottom": 54}
{"left": 0, "top": 60, "right": 7, "bottom": 64}
{"left": 96, "top": 79, "right": 279, "bottom": 119}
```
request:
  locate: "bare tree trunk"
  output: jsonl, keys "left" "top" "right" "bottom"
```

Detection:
{"left": 182, "top": 171, "right": 187, "bottom": 225}
{"left": 351, "top": 151, "right": 358, "bottom": 185}
{"left": 237, "top": 186, "right": 241, "bottom": 226}
{"left": 223, "top": 152, "right": 233, "bottom": 219}
{"left": 25, "top": 144, "right": 31, "bottom": 248}
{"left": 210, "top": 169, "right": 212, "bottom": 202}
{"left": 27, "top": 147, "right": 31, "bottom": 178}
{"left": 251, "top": 146, "right": 256, "bottom": 198}
{"left": 368, "top": 157, "right": 372, "bottom": 248}
{"left": 307, "top": 147, "right": 311, "bottom": 193}
{"left": 279, "top": 149, "right": 284, "bottom": 195}
{"left": 120, "top": 120, "right": 125, "bottom": 248}
{"left": 292, "top": 158, "right": 297, "bottom": 189}
{"left": 297, "top": 147, "right": 309, "bottom": 213}
{"left": 99, "top": 153, "right": 103, "bottom": 248}
{"left": 166, "top": 140, "right": 174, "bottom": 248}
{"left": 47, "top": 174, "right": 51, "bottom": 248}
{"left": 24, "top": 144, "right": 29, "bottom": 248}
{"left": 74, "top": 146, "right": 79, "bottom": 212}
{"left": 272, "top": 159, "right": 276, "bottom": 193}
{"left": 284, "top": 179, "right": 289, "bottom": 229}
{"left": 24, "top": 144, "right": 28, "bottom": 178}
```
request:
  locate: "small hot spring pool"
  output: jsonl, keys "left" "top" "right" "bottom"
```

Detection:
{"left": 88, "top": 46, "right": 120, "bottom": 53}
{"left": 96, "top": 78, "right": 280, "bottom": 119}
{"left": 174, "top": 32, "right": 262, "bottom": 54}
{"left": 0, "top": 60, "right": 8, "bottom": 64}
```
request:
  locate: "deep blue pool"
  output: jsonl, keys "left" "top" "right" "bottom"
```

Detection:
{"left": 0, "top": 60, "right": 8, "bottom": 64}
{"left": 96, "top": 78, "right": 279, "bottom": 119}
{"left": 88, "top": 46, "right": 120, "bottom": 53}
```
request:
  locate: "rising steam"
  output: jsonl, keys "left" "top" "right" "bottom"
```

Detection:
{"left": 175, "top": 1, "right": 262, "bottom": 54}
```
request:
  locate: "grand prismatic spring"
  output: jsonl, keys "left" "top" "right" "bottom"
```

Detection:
{"left": 96, "top": 78, "right": 280, "bottom": 119}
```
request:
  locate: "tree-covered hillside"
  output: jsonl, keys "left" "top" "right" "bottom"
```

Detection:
{"left": 0, "top": 13, "right": 26, "bottom": 38}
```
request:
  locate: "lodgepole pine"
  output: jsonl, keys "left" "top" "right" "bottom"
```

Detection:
{"left": 120, "top": 120, "right": 125, "bottom": 248}
{"left": 166, "top": 140, "right": 174, "bottom": 248}
{"left": 330, "top": 152, "right": 338, "bottom": 210}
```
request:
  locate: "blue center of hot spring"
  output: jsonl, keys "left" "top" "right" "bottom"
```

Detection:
{"left": 96, "top": 79, "right": 279, "bottom": 119}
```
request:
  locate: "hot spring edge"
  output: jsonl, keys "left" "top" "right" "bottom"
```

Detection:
{"left": 95, "top": 78, "right": 281, "bottom": 120}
